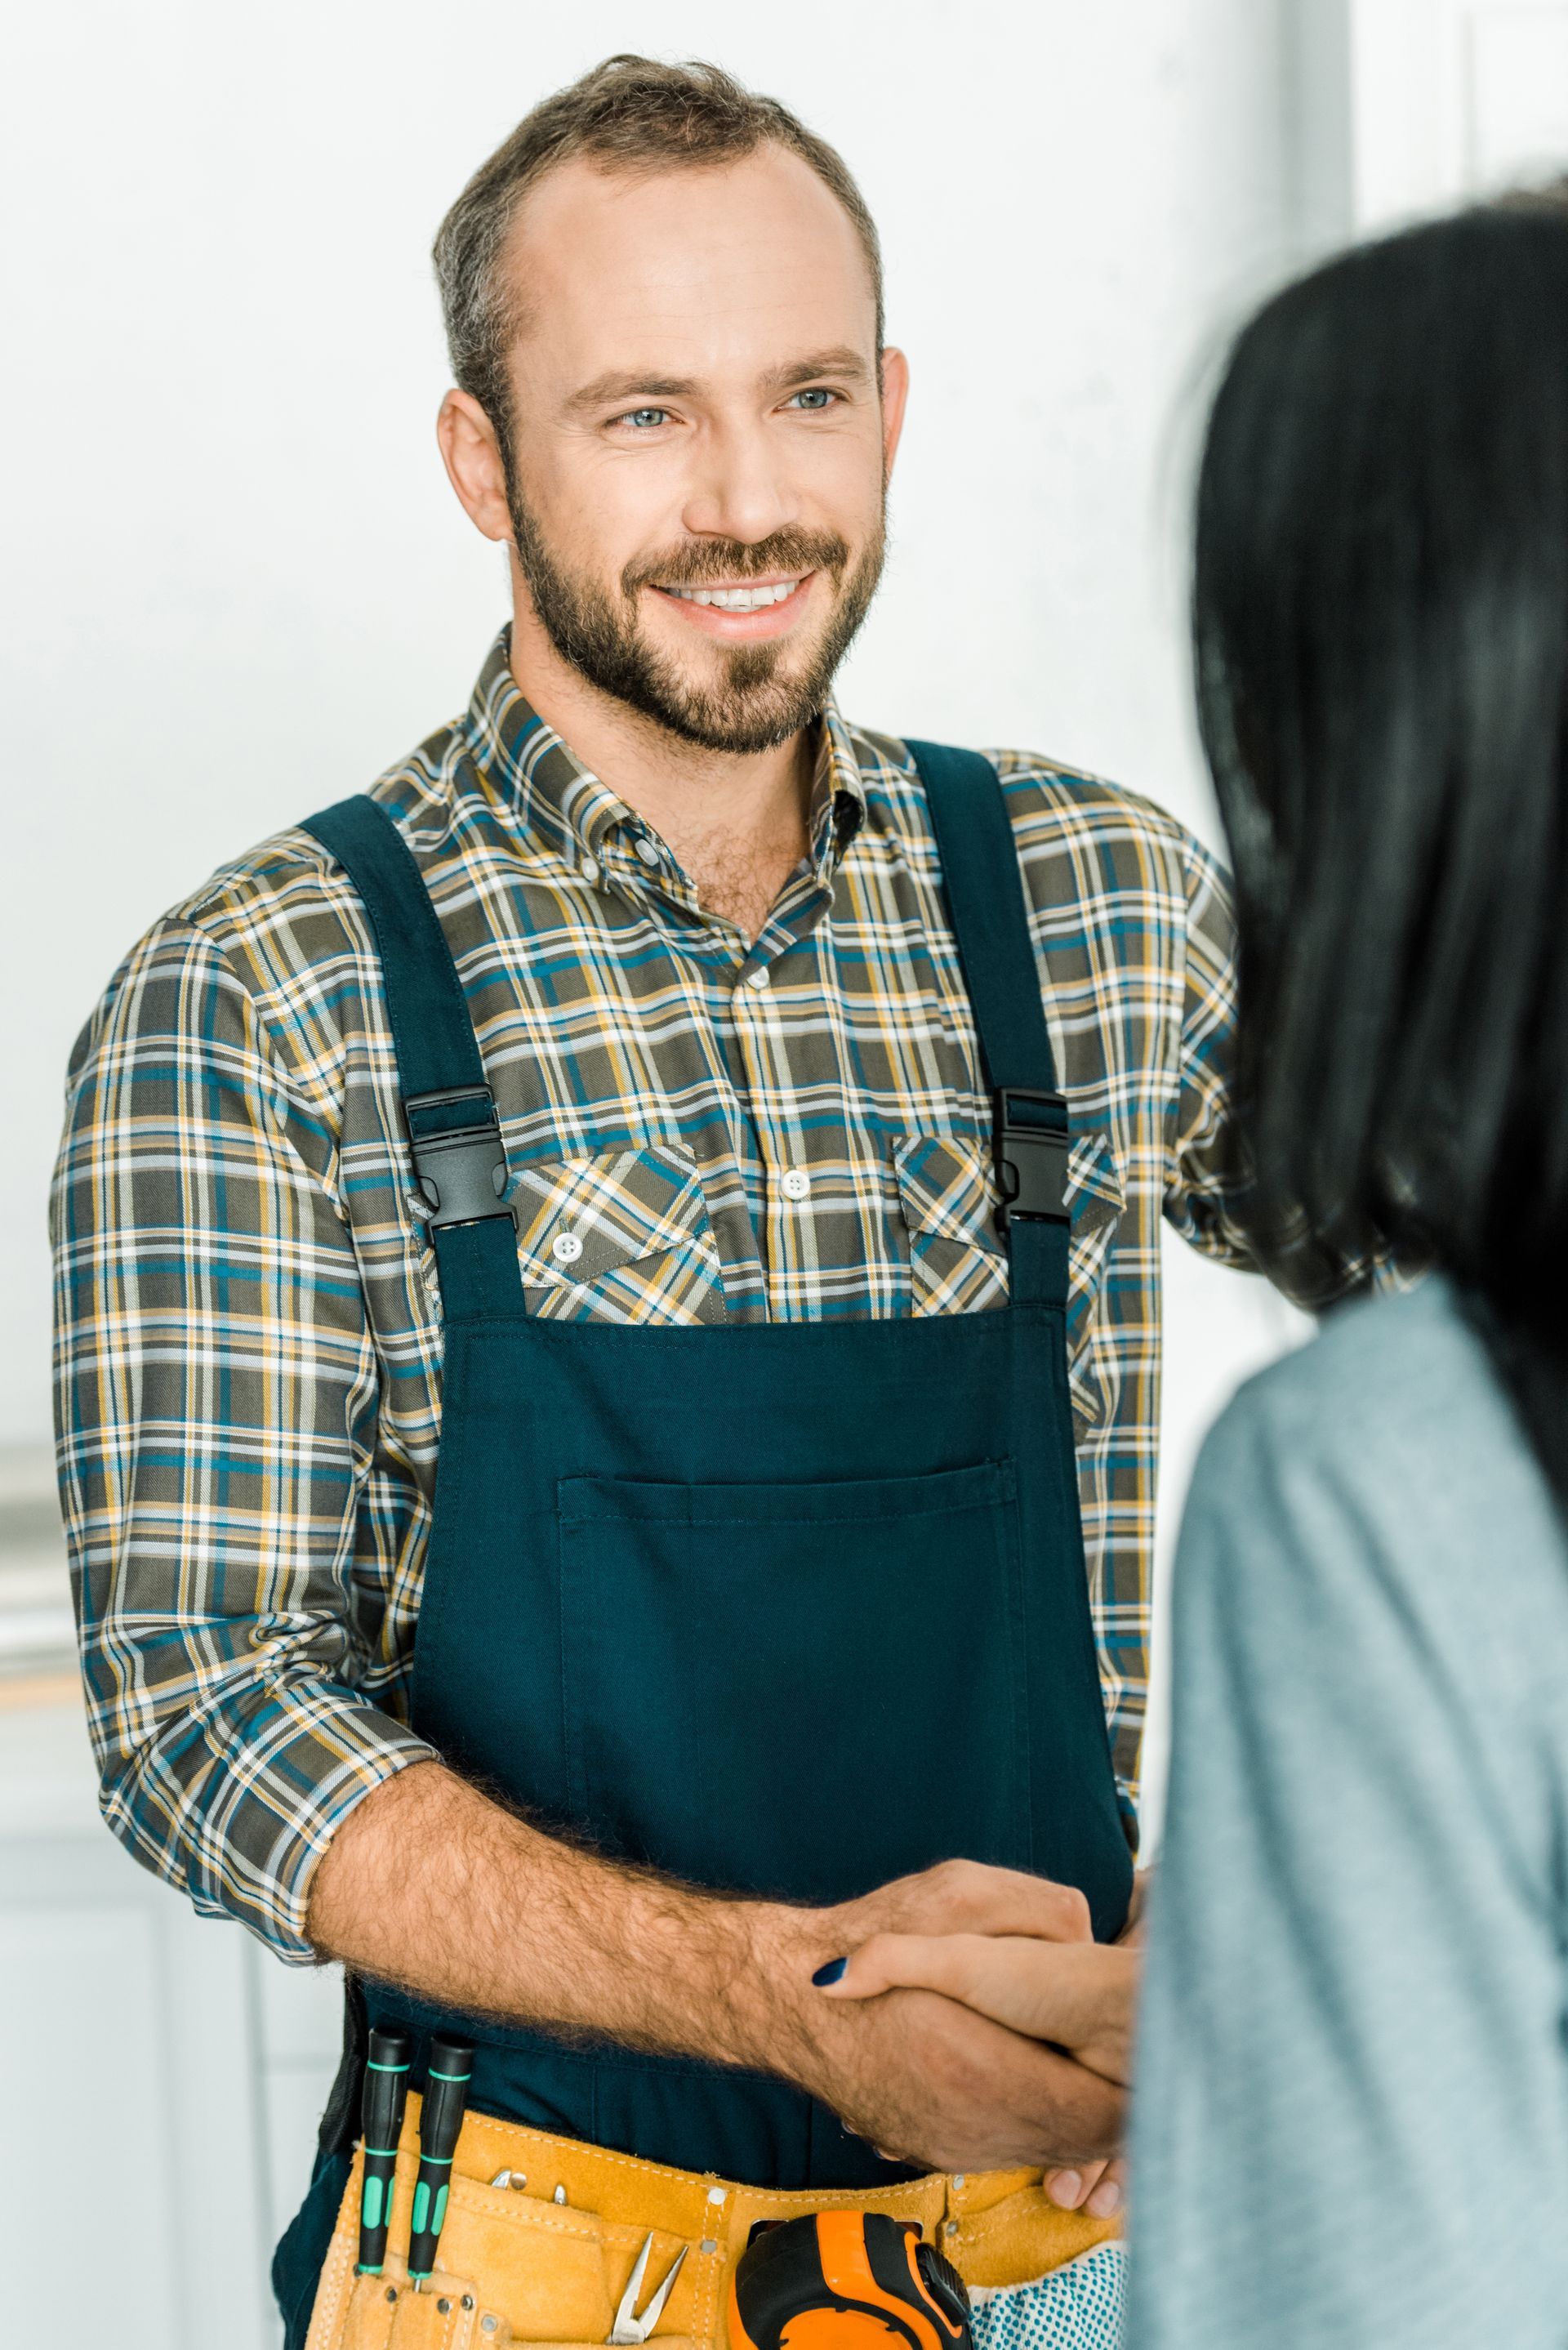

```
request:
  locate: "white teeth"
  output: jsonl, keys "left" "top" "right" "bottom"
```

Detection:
{"left": 663, "top": 579, "right": 802, "bottom": 610}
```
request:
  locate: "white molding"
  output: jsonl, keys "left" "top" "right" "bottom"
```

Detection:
{"left": 1285, "top": 0, "right": 1356, "bottom": 254}
{"left": 1463, "top": 2, "right": 1568, "bottom": 186}
{"left": 1329, "top": 0, "right": 1568, "bottom": 232}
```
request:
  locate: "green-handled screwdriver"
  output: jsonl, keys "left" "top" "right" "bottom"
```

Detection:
{"left": 408, "top": 2034, "right": 474, "bottom": 2285}
{"left": 355, "top": 2027, "right": 413, "bottom": 2276}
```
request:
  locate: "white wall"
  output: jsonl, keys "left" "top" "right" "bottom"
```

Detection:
{"left": 2, "top": 0, "right": 1298, "bottom": 1446}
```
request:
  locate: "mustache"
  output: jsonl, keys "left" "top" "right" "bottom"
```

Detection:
{"left": 622, "top": 528, "right": 851, "bottom": 598}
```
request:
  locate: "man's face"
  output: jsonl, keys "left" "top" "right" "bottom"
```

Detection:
{"left": 491, "top": 146, "right": 902, "bottom": 753}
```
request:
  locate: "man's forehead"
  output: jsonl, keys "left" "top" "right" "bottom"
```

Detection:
{"left": 502, "top": 147, "right": 877, "bottom": 369}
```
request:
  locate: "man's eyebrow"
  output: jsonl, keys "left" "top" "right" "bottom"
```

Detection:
{"left": 566, "top": 349, "right": 875, "bottom": 417}
{"left": 566, "top": 371, "right": 700, "bottom": 415}
{"left": 765, "top": 347, "right": 874, "bottom": 393}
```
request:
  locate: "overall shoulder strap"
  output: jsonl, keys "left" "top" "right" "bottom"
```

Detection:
{"left": 905, "top": 742, "right": 1071, "bottom": 1306}
{"left": 302, "top": 796, "right": 523, "bottom": 1319}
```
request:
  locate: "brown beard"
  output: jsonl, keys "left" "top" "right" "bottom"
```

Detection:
{"left": 503, "top": 462, "right": 886, "bottom": 755}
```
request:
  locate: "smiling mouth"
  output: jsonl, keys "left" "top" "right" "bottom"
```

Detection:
{"left": 655, "top": 575, "right": 808, "bottom": 611}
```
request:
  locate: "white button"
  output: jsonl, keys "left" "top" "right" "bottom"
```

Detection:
{"left": 551, "top": 1231, "right": 584, "bottom": 1265}
{"left": 707, "top": 2187, "right": 727, "bottom": 2206}
{"left": 634, "top": 836, "right": 662, "bottom": 869}
{"left": 580, "top": 857, "right": 600, "bottom": 886}
{"left": 782, "top": 1169, "right": 811, "bottom": 1202}
{"left": 744, "top": 965, "right": 771, "bottom": 990}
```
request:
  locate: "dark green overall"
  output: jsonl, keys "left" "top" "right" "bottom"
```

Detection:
{"left": 273, "top": 743, "right": 1132, "bottom": 2348}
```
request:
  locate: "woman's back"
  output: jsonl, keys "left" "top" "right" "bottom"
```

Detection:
{"left": 1127, "top": 1275, "right": 1568, "bottom": 2345}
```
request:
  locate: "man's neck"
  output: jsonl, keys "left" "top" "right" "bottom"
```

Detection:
{"left": 510, "top": 605, "right": 817, "bottom": 943}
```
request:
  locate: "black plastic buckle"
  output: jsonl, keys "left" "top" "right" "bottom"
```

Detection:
{"left": 993, "top": 1088, "right": 1072, "bottom": 1224}
{"left": 403, "top": 1085, "right": 515, "bottom": 1233}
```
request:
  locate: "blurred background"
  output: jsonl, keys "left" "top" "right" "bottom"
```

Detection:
{"left": 5, "top": 2, "right": 1567, "bottom": 2342}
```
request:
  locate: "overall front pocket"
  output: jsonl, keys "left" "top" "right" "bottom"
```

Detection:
{"left": 557, "top": 1460, "right": 1031, "bottom": 1904}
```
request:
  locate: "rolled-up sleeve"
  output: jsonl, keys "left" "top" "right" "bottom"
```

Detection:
{"left": 1163, "top": 836, "right": 1253, "bottom": 1269}
{"left": 51, "top": 912, "right": 436, "bottom": 1961}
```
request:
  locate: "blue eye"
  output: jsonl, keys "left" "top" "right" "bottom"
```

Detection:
{"left": 623, "top": 408, "right": 668, "bottom": 429}
{"left": 789, "top": 389, "right": 835, "bottom": 411}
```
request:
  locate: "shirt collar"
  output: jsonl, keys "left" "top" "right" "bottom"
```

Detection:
{"left": 458, "top": 627, "right": 867, "bottom": 886}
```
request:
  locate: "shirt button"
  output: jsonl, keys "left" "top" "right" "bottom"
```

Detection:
{"left": 580, "top": 857, "right": 600, "bottom": 886}
{"left": 782, "top": 1169, "right": 811, "bottom": 1202}
{"left": 551, "top": 1231, "right": 584, "bottom": 1265}
{"left": 634, "top": 837, "right": 662, "bottom": 869}
{"left": 744, "top": 965, "right": 771, "bottom": 990}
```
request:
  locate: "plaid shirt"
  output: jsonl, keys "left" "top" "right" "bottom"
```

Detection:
{"left": 51, "top": 631, "right": 1248, "bottom": 1962}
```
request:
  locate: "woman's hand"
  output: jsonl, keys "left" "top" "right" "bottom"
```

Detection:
{"left": 815, "top": 1930, "right": 1138, "bottom": 2217}
{"left": 817, "top": 1932, "right": 1137, "bottom": 2083}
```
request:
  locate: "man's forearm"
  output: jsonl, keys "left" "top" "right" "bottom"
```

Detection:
{"left": 307, "top": 1762, "right": 1128, "bottom": 2173}
{"left": 306, "top": 1759, "right": 822, "bottom": 2076}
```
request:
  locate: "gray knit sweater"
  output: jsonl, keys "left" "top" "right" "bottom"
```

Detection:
{"left": 1125, "top": 1277, "right": 1568, "bottom": 2347}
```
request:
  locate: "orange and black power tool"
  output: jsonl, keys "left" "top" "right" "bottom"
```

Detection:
{"left": 729, "top": 2213, "right": 973, "bottom": 2350}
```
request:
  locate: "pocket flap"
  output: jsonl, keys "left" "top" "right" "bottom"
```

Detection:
{"left": 894, "top": 1134, "right": 1002, "bottom": 1253}
{"left": 894, "top": 1130, "right": 1124, "bottom": 1246}
{"left": 895, "top": 1129, "right": 1126, "bottom": 1434}
{"left": 510, "top": 1145, "right": 709, "bottom": 1288}
{"left": 1064, "top": 1130, "right": 1124, "bottom": 1236}
{"left": 1064, "top": 1132, "right": 1125, "bottom": 1437}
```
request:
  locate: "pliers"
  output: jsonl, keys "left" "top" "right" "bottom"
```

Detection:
{"left": 608, "top": 2233, "right": 688, "bottom": 2344}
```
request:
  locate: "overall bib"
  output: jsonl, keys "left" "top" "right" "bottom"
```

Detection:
{"left": 274, "top": 743, "right": 1133, "bottom": 2348}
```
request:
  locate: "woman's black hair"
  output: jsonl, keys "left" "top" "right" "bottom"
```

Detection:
{"left": 1195, "top": 194, "right": 1568, "bottom": 1512}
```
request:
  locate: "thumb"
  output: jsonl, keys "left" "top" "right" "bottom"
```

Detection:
{"left": 811, "top": 1933, "right": 970, "bottom": 2002}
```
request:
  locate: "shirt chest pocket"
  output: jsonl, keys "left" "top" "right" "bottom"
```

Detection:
{"left": 510, "top": 1143, "right": 725, "bottom": 1325}
{"left": 894, "top": 1130, "right": 1125, "bottom": 1435}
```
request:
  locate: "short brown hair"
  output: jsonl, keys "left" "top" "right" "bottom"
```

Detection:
{"left": 433, "top": 55, "right": 884, "bottom": 429}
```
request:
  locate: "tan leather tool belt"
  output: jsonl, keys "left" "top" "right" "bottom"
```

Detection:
{"left": 306, "top": 2100, "right": 1119, "bottom": 2350}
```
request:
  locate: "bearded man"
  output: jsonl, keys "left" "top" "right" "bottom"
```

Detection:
{"left": 51, "top": 56, "right": 1249, "bottom": 2350}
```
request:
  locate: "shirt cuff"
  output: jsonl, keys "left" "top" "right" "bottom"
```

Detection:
{"left": 100, "top": 1688, "right": 441, "bottom": 1966}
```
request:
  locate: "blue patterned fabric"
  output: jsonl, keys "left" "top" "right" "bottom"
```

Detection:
{"left": 973, "top": 2245, "right": 1125, "bottom": 2350}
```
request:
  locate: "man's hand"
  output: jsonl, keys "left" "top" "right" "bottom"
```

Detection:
{"left": 308, "top": 1768, "right": 1123, "bottom": 2181}
{"left": 796, "top": 1861, "right": 1142, "bottom": 2214}
{"left": 746, "top": 1861, "right": 1125, "bottom": 2174}
{"left": 819, "top": 1854, "right": 1098, "bottom": 1946}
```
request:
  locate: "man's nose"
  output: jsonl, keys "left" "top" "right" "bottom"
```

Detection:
{"left": 679, "top": 417, "right": 797, "bottom": 547}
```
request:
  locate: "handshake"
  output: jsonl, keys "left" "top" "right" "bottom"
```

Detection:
{"left": 740, "top": 1859, "right": 1138, "bottom": 2220}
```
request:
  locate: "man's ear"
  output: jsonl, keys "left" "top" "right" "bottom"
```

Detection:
{"left": 436, "top": 389, "right": 514, "bottom": 544}
{"left": 878, "top": 347, "right": 911, "bottom": 483}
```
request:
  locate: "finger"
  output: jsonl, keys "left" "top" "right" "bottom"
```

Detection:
{"left": 818, "top": 1931, "right": 1030, "bottom": 2018}
{"left": 1085, "top": 2158, "right": 1125, "bottom": 2220}
{"left": 822, "top": 1932, "right": 999, "bottom": 2002}
{"left": 1046, "top": 2157, "right": 1120, "bottom": 2212}
{"left": 880, "top": 1862, "right": 1094, "bottom": 1944}
{"left": 1045, "top": 2159, "right": 1101, "bottom": 2210}
{"left": 816, "top": 1933, "right": 975, "bottom": 2003}
{"left": 818, "top": 1933, "right": 1133, "bottom": 2057}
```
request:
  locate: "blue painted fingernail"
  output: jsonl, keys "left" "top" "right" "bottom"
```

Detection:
{"left": 812, "top": 1957, "right": 847, "bottom": 1987}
